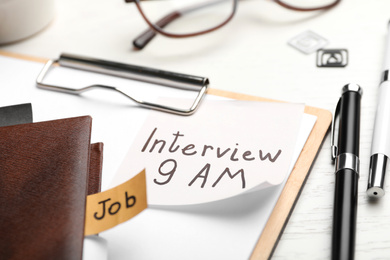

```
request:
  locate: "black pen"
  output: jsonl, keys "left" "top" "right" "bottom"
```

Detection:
{"left": 330, "top": 84, "right": 362, "bottom": 260}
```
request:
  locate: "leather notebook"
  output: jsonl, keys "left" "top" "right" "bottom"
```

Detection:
{"left": 0, "top": 116, "right": 103, "bottom": 260}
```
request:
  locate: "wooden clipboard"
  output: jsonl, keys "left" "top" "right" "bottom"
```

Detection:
{"left": 0, "top": 50, "right": 332, "bottom": 260}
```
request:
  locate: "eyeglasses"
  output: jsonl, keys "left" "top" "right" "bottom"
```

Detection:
{"left": 125, "top": 0, "right": 341, "bottom": 50}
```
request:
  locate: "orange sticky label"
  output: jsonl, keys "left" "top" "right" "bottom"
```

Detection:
{"left": 84, "top": 170, "right": 147, "bottom": 236}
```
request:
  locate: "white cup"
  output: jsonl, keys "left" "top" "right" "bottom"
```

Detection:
{"left": 0, "top": 0, "right": 55, "bottom": 45}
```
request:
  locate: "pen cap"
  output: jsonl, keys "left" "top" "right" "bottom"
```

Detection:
{"left": 337, "top": 84, "right": 362, "bottom": 156}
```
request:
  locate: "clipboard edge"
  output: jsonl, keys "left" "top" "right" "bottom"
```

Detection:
{"left": 207, "top": 89, "right": 332, "bottom": 260}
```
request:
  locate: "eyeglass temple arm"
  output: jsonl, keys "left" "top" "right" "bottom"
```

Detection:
{"left": 128, "top": 0, "right": 232, "bottom": 50}
{"left": 124, "top": 0, "right": 182, "bottom": 49}
{"left": 134, "top": 12, "right": 182, "bottom": 50}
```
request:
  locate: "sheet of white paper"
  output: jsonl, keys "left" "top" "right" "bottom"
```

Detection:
{"left": 111, "top": 99, "right": 305, "bottom": 205}
{"left": 0, "top": 55, "right": 316, "bottom": 259}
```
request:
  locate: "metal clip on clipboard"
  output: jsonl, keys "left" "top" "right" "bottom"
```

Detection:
{"left": 36, "top": 53, "right": 209, "bottom": 115}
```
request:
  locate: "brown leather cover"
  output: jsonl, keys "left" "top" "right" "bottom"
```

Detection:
{"left": 0, "top": 116, "right": 94, "bottom": 260}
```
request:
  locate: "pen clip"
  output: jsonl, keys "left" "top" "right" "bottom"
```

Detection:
{"left": 331, "top": 97, "right": 341, "bottom": 161}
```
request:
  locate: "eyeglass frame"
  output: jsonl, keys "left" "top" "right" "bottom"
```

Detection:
{"left": 125, "top": 0, "right": 342, "bottom": 49}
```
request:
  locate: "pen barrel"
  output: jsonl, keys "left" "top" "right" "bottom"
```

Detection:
{"left": 371, "top": 81, "right": 390, "bottom": 156}
{"left": 382, "top": 22, "right": 390, "bottom": 71}
{"left": 332, "top": 169, "right": 358, "bottom": 260}
{"left": 367, "top": 81, "right": 390, "bottom": 197}
{"left": 337, "top": 90, "right": 361, "bottom": 155}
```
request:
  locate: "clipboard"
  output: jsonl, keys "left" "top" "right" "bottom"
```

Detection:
{"left": 0, "top": 50, "right": 332, "bottom": 260}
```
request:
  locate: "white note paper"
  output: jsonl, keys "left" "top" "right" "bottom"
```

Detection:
{"left": 111, "top": 99, "right": 305, "bottom": 205}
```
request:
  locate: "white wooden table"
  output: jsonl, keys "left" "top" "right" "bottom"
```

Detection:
{"left": 2, "top": 0, "right": 390, "bottom": 259}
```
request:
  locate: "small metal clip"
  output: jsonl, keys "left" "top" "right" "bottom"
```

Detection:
{"left": 330, "top": 97, "right": 341, "bottom": 161}
{"left": 36, "top": 53, "right": 209, "bottom": 116}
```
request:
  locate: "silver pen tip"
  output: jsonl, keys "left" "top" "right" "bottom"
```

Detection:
{"left": 367, "top": 154, "right": 388, "bottom": 198}
{"left": 367, "top": 187, "right": 385, "bottom": 198}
